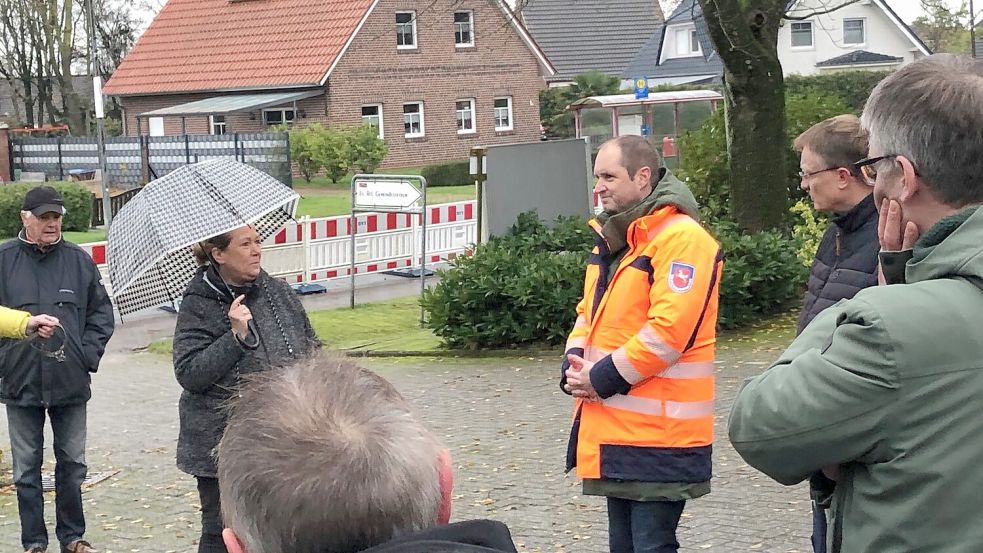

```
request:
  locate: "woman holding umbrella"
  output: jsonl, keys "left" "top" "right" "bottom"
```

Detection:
{"left": 172, "top": 224, "right": 320, "bottom": 553}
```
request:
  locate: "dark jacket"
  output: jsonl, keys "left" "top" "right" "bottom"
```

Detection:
{"left": 361, "top": 520, "right": 518, "bottom": 552}
{"left": 173, "top": 265, "right": 319, "bottom": 477}
{"left": 0, "top": 235, "right": 115, "bottom": 407}
{"left": 797, "top": 194, "right": 879, "bottom": 334}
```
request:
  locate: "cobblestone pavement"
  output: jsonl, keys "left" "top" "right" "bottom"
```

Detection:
{"left": 0, "top": 335, "right": 810, "bottom": 553}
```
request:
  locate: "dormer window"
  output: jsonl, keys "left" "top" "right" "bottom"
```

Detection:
{"left": 673, "top": 27, "right": 701, "bottom": 57}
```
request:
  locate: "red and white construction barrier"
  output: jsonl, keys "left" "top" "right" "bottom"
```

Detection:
{"left": 79, "top": 242, "right": 107, "bottom": 265}
{"left": 269, "top": 202, "right": 475, "bottom": 245}
{"left": 82, "top": 201, "right": 478, "bottom": 294}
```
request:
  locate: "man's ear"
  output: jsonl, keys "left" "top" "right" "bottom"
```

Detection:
{"left": 896, "top": 155, "right": 920, "bottom": 203}
{"left": 223, "top": 528, "right": 247, "bottom": 553}
{"left": 634, "top": 166, "right": 653, "bottom": 190}
{"left": 837, "top": 168, "right": 854, "bottom": 189}
{"left": 437, "top": 449, "right": 453, "bottom": 525}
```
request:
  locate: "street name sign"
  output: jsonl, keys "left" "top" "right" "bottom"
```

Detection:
{"left": 354, "top": 178, "right": 422, "bottom": 209}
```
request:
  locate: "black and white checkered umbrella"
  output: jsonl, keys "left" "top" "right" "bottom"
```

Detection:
{"left": 107, "top": 159, "right": 299, "bottom": 315}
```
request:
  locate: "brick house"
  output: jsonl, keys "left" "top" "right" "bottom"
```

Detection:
{"left": 103, "top": 0, "right": 556, "bottom": 168}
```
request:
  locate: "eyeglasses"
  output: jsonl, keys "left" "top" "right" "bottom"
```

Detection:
{"left": 852, "top": 155, "right": 899, "bottom": 185}
{"left": 797, "top": 167, "right": 840, "bottom": 180}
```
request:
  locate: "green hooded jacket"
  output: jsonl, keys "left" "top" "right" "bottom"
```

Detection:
{"left": 729, "top": 206, "right": 983, "bottom": 552}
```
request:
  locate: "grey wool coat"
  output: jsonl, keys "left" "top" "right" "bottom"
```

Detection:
{"left": 173, "top": 265, "right": 320, "bottom": 477}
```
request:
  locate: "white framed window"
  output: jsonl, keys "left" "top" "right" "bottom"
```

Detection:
{"left": 209, "top": 115, "right": 227, "bottom": 135}
{"left": 403, "top": 102, "right": 424, "bottom": 137}
{"left": 456, "top": 99, "right": 475, "bottom": 134}
{"left": 361, "top": 104, "right": 384, "bottom": 138}
{"left": 674, "top": 28, "right": 701, "bottom": 57}
{"left": 263, "top": 108, "right": 295, "bottom": 126}
{"left": 148, "top": 116, "right": 164, "bottom": 136}
{"left": 790, "top": 21, "right": 813, "bottom": 48}
{"left": 454, "top": 11, "right": 474, "bottom": 47}
{"left": 843, "top": 18, "right": 865, "bottom": 45}
{"left": 493, "top": 96, "right": 512, "bottom": 131}
{"left": 396, "top": 11, "right": 417, "bottom": 49}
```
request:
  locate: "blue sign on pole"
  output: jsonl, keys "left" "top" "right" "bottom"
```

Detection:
{"left": 634, "top": 77, "right": 649, "bottom": 100}
{"left": 641, "top": 123, "right": 651, "bottom": 136}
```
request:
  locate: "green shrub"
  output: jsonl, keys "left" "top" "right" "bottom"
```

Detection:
{"left": 790, "top": 199, "right": 829, "bottom": 267}
{"left": 785, "top": 71, "right": 891, "bottom": 114}
{"left": 423, "top": 206, "right": 810, "bottom": 347}
{"left": 420, "top": 161, "right": 471, "bottom": 187}
{"left": 346, "top": 124, "right": 388, "bottom": 174}
{"left": 289, "top": 123, "right": 326, "bottom": 183}
{"left": 51, "top": 183, "right": 93, "bottom": 232}
{"left": 677, "top": 108, "right": 729, "bottom": 222}
{"left": 0, "top": 182, "right": 93, "bottom": 236}
{"left": 289, "top": 124, "right": 388, "bottom": 183}
{"left": 710, "top": 220, "right": 807, "bottom": 329}
{"left": 422, "top": 212, "right": 593, "bottom": 349}
{"left": 319, "top": 128, "right": 349, "bottom": 184}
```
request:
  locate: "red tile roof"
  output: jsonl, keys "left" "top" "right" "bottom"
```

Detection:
{"left": 104, "top": 0, "right": 375, "bottom": 96}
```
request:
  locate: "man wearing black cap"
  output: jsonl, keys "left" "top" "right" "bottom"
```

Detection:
{"left": 0, "top": 186, "right": 115, "bottom": 553}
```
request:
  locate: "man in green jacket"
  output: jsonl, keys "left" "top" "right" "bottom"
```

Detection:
{"left": 729, "top": 53, "right": 983, "bottom": 553}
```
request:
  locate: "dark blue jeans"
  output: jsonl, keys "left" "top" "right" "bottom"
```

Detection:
{"left": 6, "top": 403, "right": 88, "bottom": 551}
{"left": 812, "top": 500, "right": 828, "bottom": 553}
{"left": 607, "top": 497, "right": 685, "bottom": 553}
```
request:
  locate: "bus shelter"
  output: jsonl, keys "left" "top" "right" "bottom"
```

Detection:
{"left": 567, "top": 90, "right": 723, "bottom": 163}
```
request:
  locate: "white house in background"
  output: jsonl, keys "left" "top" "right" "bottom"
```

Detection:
{"left": 781, "top": 0, "right": 930, "bottom": 74}
{"left": 624, "top": 0, "right": 930, "bottom": 86}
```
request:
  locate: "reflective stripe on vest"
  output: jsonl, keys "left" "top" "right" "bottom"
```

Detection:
{"left": 601, "top": 395, "right": 715, "bottom": 419}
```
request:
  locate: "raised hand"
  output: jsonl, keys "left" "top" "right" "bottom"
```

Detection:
{"left": 877, "top": 198, "right": 919, "bottom": 252}
{"left": 229, "top": 295, "right": 253, "bottom": 339}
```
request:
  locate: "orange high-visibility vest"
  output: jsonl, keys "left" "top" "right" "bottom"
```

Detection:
{"left": 564, "top": 205, "right": 722, "bottom": 483}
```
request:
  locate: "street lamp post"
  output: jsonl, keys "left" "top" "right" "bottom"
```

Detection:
{"left": 971, "top": 0, "right": 977, "bottom": 59}
{"left": 86, "top": 0, "right": 112, "bottom": 229}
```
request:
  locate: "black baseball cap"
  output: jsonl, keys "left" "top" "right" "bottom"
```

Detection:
{"left": 22, "top": 186, "right": 66, "bottom": 216}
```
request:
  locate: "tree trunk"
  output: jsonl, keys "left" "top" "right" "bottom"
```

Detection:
{"left": 58, "top": 0, "right": 86, "bottom": 134}
{"left": 19, "top": 75, "right": 35, "bottom": 126}
{"left": 721, "top": 56, "right": 787, "bottom": 232}
{"left": 698, "top": 0, "right": 789, "bottom": 232}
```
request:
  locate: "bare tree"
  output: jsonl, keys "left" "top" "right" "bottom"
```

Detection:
{"left": 0, "top": 0, "right": 44, "bottom": 126}
{"left": 0, "top": 0, "right": 142, "bottom": 132}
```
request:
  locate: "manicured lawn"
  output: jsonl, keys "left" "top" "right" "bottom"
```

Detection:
{"left": 295, "top": 166, "right": 426, "bottom": 189}
{"left": 65, "top": 229, "right": 107, "bottom": 243}
{"left": 295, "top": 185, "right": 475, "bottom": 218}
{"left": 308, "top": 296, "right": 439, "bottom": 352}
{"left": 1, "top": 229, "right": 107, "bottom": 245}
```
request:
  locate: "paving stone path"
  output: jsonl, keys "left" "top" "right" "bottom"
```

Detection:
{"left": 0, "top": 330, "right": 810, "bottom": 553}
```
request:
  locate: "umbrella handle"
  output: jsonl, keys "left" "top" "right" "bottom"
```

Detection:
{"left": 247, "top": 319, "right": 258, "bottom": 338}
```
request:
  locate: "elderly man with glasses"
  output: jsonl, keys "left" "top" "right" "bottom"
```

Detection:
{"left": 794, "top": 114, "right": 879, "bottom": 336}
{"left": 730, "top": 54, "right": 983, "bottom": 553}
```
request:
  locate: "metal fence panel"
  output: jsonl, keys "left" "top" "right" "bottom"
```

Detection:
{"left": 11, "top": 133, "right": 291, "bottom": 187}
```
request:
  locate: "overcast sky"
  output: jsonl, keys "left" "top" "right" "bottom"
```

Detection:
{"left": 891, "top": 0, "right": 959, "bottom": 24}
